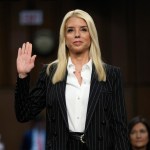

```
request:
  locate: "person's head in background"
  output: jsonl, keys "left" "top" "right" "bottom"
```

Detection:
{"left": 128, "top": 116, "right": 150, "bottom": 150}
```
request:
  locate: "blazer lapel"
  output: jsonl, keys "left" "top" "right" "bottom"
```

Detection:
{"left": 54, "top": 66, "right": 106, "bottom": 131}
{"left": 85, "top": 68, "right": 105, "bottom": 131}
{"left": 55, "top": 78, "right": 69, "bottom": 129}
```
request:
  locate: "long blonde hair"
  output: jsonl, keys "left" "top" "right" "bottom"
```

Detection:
{"left": 47, "top": 9, "right": 106, "bottom": 84}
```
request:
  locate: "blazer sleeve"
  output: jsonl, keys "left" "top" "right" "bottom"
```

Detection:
{"left": 110, "top": 67, "right": 129, "bottom": 150}
{"left": 15, "top": 66, "right": 47, "bottom": 122}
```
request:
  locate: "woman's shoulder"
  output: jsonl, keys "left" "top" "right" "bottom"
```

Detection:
{"left": 40, "top": 62, "right": 58, "bottom": 79}
{"left": 103, "top": 63, "right": 122, "bottom": 79}
{"left": 40, "top": 62, "right": 57, "bottom": 72}
{"left": 104, "top": 63, "right": 120, "bottom": 71}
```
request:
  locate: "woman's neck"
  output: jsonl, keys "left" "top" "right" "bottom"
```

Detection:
{"left": 132, "top": 146, "right": 147, "bottom": 150}
{"left": 71, "top": 56, "right": 90, "bottom": 71}
{"left": 70, "top": 52, "right": 89, "bottom": 64}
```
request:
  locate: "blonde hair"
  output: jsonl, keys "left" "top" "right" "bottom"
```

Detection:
{"left": 47, "top": 9, "right": 106, "bottom": 84}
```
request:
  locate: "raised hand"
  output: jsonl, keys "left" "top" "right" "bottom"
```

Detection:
{"left": 16, "top": 42, "right": 36, "bottom": 78}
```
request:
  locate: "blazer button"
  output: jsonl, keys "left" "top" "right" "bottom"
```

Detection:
{"left": 47, "top": 141, "right": 52, "bottom": 148}
{"left": 53, "top": 131, "right": 57, "bottom": 137}
{"left": 51, "top": 116, "right": 56, "bottom": 121}
{"left": 98, "top": 135, "right": 103, "bottom": 141}
{"left": 101, "top": 120, "right": 106, "bottom": 125}
{"left": 49, "top": 143, "right": 52, "bottom": 148}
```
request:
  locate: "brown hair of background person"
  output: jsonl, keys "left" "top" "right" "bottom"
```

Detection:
{"left": 128, "top": 116, "right": 150, "bottom": 150}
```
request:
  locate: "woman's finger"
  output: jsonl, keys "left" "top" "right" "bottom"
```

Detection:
{"left": 21, "top": 43, "right": 25, "bottom": 53}
{"left": 24, "top": 42, "right": 28, "bottom": 54}
{"left": 18, "top": 48, "right": 22, "bottom": 56}
{"left": 31, "top": 55, "right": 36, "bottom": 64}
{"left": 28, "top": 42, "right": 32, "bottom": 56}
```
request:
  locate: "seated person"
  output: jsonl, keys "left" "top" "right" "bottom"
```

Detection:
{"left": 128, "top": 116, "right": 150, "bottom": 150}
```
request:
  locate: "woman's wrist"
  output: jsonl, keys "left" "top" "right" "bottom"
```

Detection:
{"left": 18, "top": 73, "right": 28, "bottom": 78}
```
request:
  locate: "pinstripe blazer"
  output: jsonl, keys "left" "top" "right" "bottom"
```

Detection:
{"left": 15, "top": 63, "right": 129, "bottom": 150}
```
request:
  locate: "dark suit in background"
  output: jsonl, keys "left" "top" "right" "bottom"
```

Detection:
{"left": 20, "top": 117, "right": 46, "bottom": 150}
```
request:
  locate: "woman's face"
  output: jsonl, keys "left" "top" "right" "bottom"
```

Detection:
{"left": 130, "top": 122, "right": 149, "bottom": 149}
{"left": 65, "top": 16, "right": 91, "bottom": 56}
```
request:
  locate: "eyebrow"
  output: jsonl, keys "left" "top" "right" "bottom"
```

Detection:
{"left": 66, "top": 26, "right": 88, "bottom": 28}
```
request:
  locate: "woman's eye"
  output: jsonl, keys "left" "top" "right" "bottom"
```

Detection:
{"left": 130, "top": 131, "right": 136, "bottom": 135}
{"left": 67, "top": 28, "right": 73, "bottom": 32}
{"left": 81, "top": 28, "right": 87, "bottom": 31}
{"left": 140, "top": 129, "right": 147, "bottom": 133}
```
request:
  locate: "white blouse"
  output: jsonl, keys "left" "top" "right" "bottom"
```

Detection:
{"left": 65, "top": 58, "right": 92, "bottom": 132}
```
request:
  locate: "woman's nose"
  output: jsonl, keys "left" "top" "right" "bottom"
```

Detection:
{"left": 75, "top": 30, "right": 80, "bottom": 38}
{"left": 136, "top": 132, "right": 141, "bottom": 138}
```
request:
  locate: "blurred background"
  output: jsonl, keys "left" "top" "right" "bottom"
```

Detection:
{"left": 0, "top": 0, "right": 150, "bottom": 149}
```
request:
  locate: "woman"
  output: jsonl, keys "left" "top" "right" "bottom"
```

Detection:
{"left": 15, "top": 9, "right": 129, "bottom": 150}
{"left": 128, "top": 116, "right": 150, "bottom": 150}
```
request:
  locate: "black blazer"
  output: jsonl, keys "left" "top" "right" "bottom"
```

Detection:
{"left": 15, "top": 63, "right": 129, "bottom": 150}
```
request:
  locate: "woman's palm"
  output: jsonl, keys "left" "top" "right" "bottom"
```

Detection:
{"left": 16, "top": 42, "right": 36, "bottom": 74}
